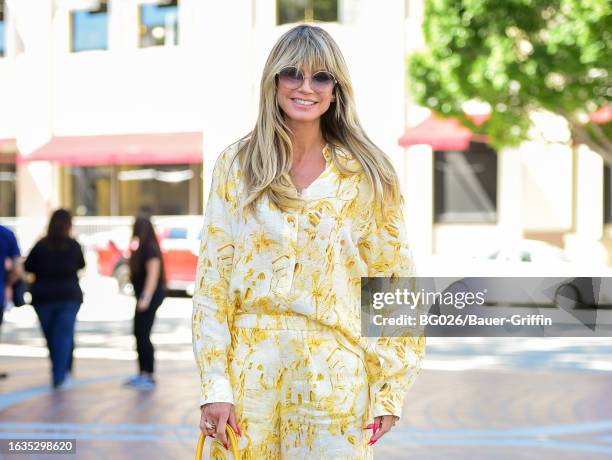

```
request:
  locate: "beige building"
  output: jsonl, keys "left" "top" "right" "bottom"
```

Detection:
{"left": 0, "top": 0, "right": 407, "bottom": 250}
{"left": 0, "top": 0, "right": 609, "bottom": 267}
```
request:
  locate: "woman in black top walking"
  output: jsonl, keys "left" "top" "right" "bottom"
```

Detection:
{"left": 25, "top": 209, "right": 85, "bottom": 388}
{"left": 124, "top": 216, "right": 166, "bottom": 390}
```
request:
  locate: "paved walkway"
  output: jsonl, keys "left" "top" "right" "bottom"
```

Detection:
{"left": 1, "top": 356, "right": 611, "bottom": 460}
{"left": 1, "top": 267, "right": 611, "bottom": 459}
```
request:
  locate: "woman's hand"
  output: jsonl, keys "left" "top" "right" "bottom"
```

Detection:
{"left": 364, "top": 415, "right": 399, "bottom": 445}
{"left": 136, "top": 298, "right": 150, "bottom": 312}
{"left": 200, "top": 402, "right": 241, "bottom": 450}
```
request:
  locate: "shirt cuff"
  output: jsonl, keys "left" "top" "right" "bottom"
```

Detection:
{"left": 371, "top": 383, "right": 404, "bottom": 419}
{"left": 198, "top": 378, "right": 235, "bottom": 408}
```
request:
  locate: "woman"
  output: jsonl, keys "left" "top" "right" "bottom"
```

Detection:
{"left": 192, "top": 25, "right": 426, "bottom": 458}
{"left": 124, "top": 216, "right": 166, "bottom": 390}
{"left": 25, "top": 209, "right": 85, "bottom": 389}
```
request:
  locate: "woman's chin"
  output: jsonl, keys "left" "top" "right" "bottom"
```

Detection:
{"left": 284, "top": 111, "right": 323, "bottom": 123}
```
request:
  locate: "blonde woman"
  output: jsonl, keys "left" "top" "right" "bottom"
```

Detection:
{"left": 193, "top": 24, "right": 426, "bottom": 459}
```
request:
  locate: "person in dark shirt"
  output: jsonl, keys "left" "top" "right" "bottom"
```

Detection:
{"left": 124, "top": 215, "right": 166, "bottom": 390}
{"left": 24, "top": 209, "right": 85, "bottom": 388}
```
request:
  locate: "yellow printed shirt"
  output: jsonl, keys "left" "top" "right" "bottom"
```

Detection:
{"left": 192, "top": 140, "right": 426, "bottom": 419}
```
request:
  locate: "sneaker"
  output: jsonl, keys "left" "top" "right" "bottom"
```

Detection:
{"left": 53, "top": 375, "right": 74, "bottom": 390}
{"left": 129, "top": 376, "right": 156, "bottom": 390}
{"left": 123, "top": 374, "right": 145, "bottom": 386}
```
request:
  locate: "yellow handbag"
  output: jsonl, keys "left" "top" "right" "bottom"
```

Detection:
{"left": 195, "top": 425, "right": 240, "bottom": 460}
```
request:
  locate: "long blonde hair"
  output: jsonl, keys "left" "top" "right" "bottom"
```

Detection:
{"left": 231, "top": 24, "right": 403, "bottom": 218}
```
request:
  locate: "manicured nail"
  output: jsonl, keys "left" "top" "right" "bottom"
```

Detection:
{"left": 223, "top": 442, "right": 228, "bottom": 450}
{"left": 373, "top": 423, "right": 378, "bottom": 436}
{"left": 362, "top": 424, "right": 373, "bottom": 429}
{"left": 368, "top": 439, "right": 377, "bottom": 446}
{"left": 237, "top": 426, "right": 242, "bottom": 437}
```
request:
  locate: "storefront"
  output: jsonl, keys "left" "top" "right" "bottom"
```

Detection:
{"left": 20, "top": 132, "right": 203, "bottom": 217}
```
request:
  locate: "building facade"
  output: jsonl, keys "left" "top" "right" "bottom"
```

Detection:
{"left": 0, "top": 0, "right": 408, "bottom": 251}
{"left": 401, "top": 0, "right": 611, "bottom": 266}
{"left": 2, "top": 0, "right": 608, "bottom": 265}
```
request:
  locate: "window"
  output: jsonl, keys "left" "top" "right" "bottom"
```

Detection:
{"left": 118, "top": 164, "right": 198, "bottom": 216}
{"left": 139, "top": 0, "right": 179, "bottom": 48}
{"left": 434, "top": 142, "right": 498, "bottom": 223}
{"left": 0, "top": 155, "right": 16, "bottom": 216}
{"left": 0, "top": 1, "right": 5, "bottom": 57}
{"left": 604, "top": 164, "right": 612, "bottom": 224}
{"left": 71, "top": 1, "right": 109, "bottom": 52}
{"left": 61, "top": 163, "right": 201, "bottom": 216}
{"left": 62, "top": 166, "right": 112, "bottom": 216}
{"left": 277, "top": 0, "right": 338, "bottom": 25}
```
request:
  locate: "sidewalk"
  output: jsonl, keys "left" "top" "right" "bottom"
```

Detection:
{"left": 1, "top": 356, "right": 611, "bottom": 459}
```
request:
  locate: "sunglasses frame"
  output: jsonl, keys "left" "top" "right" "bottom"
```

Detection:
{"left": 276, "top": 66, "right": 338, "bottom": 93}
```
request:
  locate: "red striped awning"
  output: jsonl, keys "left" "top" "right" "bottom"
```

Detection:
{"left": 18, "top": 132, "right": 203, "bottom": 166}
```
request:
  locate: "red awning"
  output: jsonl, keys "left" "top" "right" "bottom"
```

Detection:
{"left": 590, "top": 106, "right": 612, "bottom": 124}
{"left": 18, "top": 132, "right": 203, "bottom": 166}
{"left": 399, "top": 114, "right": 480, "bottom": 151}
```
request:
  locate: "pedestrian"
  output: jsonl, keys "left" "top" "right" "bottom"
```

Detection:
{"left": 124, "top": 215, "right": 166, "bottom": 390}
{"left": 24, "top": 209, "right": 85, "bottom": 388}
{"left": 0, "top": 223, "right": 22, "bottom": 380}
{"left": 192, "top": 24, "right": 426, "bottom": 458}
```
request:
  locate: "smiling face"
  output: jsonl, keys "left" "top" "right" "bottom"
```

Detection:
{"left": 276, "top": 65, "right": 336, "bottom": 125}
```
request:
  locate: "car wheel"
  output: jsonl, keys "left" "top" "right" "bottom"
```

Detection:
{"left": 554, "top": 283, "right": 581, "bottom": 310}
{"left": 113, "top": 263, "right": 134, "bottom": 296}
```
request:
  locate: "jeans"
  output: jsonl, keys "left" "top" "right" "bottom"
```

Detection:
{"left": 34, "top": 301, "right": 80, "bottom": 387}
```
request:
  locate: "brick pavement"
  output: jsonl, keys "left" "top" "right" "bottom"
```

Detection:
{"left": 1, "top": 356, "right": 611, "bottom": 460}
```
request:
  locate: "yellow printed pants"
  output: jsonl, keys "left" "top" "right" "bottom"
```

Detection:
{"left": 209, "top": 314, "right": 374, "bottom": 460}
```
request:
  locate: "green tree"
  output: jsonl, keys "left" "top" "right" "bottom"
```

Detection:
{"left": 408, "top": 0, "right": 611, "bottom": 163}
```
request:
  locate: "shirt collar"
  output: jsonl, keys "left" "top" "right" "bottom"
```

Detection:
{"left": 323, "top": 143, "right": 332, "bottom": 164}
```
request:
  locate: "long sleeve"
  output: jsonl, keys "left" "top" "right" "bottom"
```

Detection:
{"left": 358, "top": 199, "right": 426, "bottom": 419}
{"left": 24, "top": 242, "right": 39, "bottom": 274}
{"left": 192, "top": 150, "right": 237, "bottom": 408}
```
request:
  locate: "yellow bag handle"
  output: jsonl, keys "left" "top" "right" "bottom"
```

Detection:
{"left": 195, "top": 425, "right": 240, "bottom": 460}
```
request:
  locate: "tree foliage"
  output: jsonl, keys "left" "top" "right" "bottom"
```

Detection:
{"left": 408, "top": 0, "right": 611, "bottom": 162}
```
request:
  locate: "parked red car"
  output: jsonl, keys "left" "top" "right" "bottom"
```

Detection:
{"left": 93, "top": 226, "right": 201, "bottom": 295}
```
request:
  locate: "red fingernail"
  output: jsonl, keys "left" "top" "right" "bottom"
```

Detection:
{"left": 237, "top": 426, "right": 242, "bottom": 436}
{"left": 368, "top": 439, "right": 377, "bottom": 446}
{"left": 362, "top": 424, "right": 373, "bottom": 429}
{"left": 373, "top": 423, "right": 378, "bottom": 436}
{"left": 224, "top": 442, "right": 228, "bottom": 450}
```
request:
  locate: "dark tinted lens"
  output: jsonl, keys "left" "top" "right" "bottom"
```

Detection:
{"left": 278, "top": 67, "right": 303, "bottom": 88}
{"left": 312, "top": 71, "right": 335, "bottom": 91}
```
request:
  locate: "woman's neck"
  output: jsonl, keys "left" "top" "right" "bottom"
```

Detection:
{"left": 288, "top": 119, "right": 325, "bottom": 163}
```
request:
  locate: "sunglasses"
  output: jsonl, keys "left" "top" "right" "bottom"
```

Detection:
{"left": 276, "top": 66, "right": 337, "bottom": 92}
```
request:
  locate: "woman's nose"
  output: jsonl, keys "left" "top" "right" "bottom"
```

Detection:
{"left": 297, "top": 76, "right": 314, "bottom": 93}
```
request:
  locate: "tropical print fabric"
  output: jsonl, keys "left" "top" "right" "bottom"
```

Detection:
{"left": 192, "top": 140, "right": 426, "bottom": 458}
